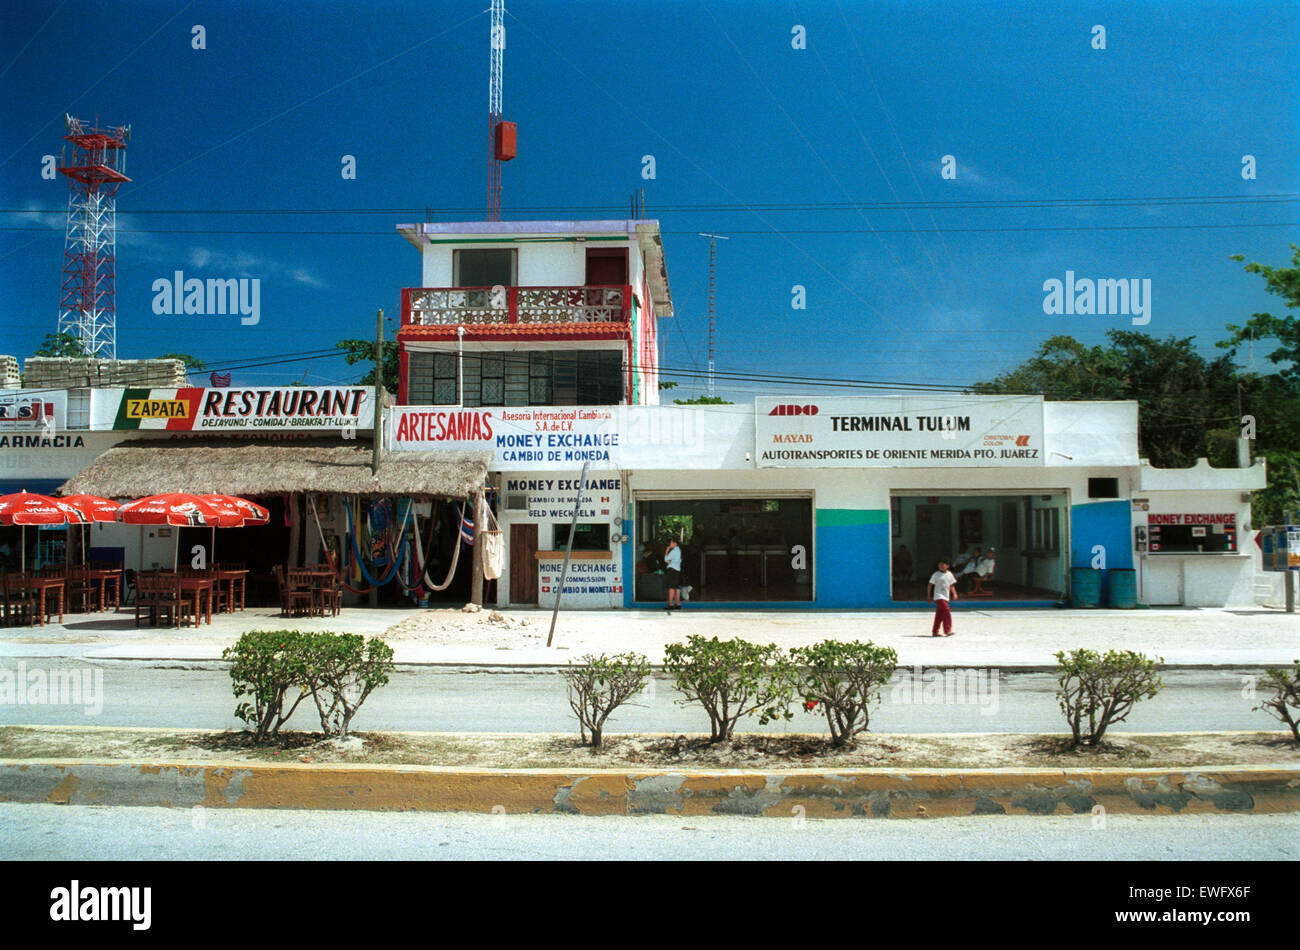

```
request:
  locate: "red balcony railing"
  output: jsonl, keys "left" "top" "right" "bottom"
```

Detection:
{"left": 401, "top": 285, "right": 632, "bottom": 328}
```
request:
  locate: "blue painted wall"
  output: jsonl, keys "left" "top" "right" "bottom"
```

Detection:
{"left": 814, "top": 509, "right": 892, "bottom": 607}
{"left": 1069, "top": 499, "right": 1134, "bottom": 601}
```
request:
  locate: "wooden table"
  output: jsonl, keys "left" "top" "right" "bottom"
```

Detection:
{"left": 289, "top": 568, "right": 338, "bottom": 617}
{"left": 175, "top": 576, "right": 213, "bottom": 627}
{"left": 86, "top": 568, "right": 121, "bottom": 611}
{"left": 212, "top": 569, "right": 248, "bottom": 613}
{"left": 20, "top": 576, "right": 65, "bottom": 625}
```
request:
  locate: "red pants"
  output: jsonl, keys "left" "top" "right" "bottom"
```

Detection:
{"left": 932, "top": 598, "right": 952, "bottom": 634}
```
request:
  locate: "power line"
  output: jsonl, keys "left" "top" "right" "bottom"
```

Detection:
{"left": 4, "top": 193, "right": 1295, "bottom": 215}
{"left": 180, "top": 344, "right": 1253, "bottom": 404}
{"left": 5, "top": 221, "right": 1296, "bottom": 237}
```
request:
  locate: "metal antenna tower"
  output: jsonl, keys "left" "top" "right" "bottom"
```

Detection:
{"left": 56, "top": 115, "right": 130, "bottom": 358}
{"left": 487, "top": 0, "right": 508, "bottom": 220}
{"left": 698, "top": 232, "right": 727, "bottom": 397}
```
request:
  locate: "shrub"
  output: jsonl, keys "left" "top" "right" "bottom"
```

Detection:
{"left": 222, "top": 630, "right": 311, "bottom": 743}
{"left": 300, "top": 633, "right": 396, "bottom": 737}
{"left": 1254, "top": 660, "right": 1300, "bottom": 744}
{"left": 793, "top": 640, "right": 899, "bottom": 746}
{"left": 1055, "top": 648, "right": 1163, "bottom": 747}
{"left": 560, "top": 652, "right": 651, "bottom": 748}
{"left": 663, "top": 636, "right": 796, "bottom": 742}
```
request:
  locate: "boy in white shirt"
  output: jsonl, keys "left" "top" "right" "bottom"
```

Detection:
{"left": 927, "top": 560, "right": 958, "bottom": 636}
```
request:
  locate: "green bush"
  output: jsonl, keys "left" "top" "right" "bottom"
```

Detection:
{"left": 1254, "top": 660, "right": 1300, "bottom": 744}
{"left": 300, "top": 633, "right": 396, "bottom": 737}
{"left": 793, "top": 640, "right": 898, "bottom": 746}
{"left": 1055, "top": 648, "right": 1163, "bottom": 747}
{"left": 560, "top": 652, "right": 651, "bottom": 748}
{"left": 222, "top": 631, "right": 311, "bottom": 743}
{"left": 663, "top": 636, "right": 796, "bottom": 743}
{"left": 223, "top": 630, "right": 395, "bottom": 742}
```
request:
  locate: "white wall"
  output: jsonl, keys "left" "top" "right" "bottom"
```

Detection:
{"left": 1044, "top": 401, "right": 1139, "bottom": 466}
{"left": 1138, "top": 488, "right": 1255, "bottom": 606}
{"left": 419, "top": 241, "right": 634, "bottom": 288}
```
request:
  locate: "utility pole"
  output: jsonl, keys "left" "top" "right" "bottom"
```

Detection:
{"left": 548, "top": 460, "right": 591, "bottom": 647}
{"left": 698, "top": 233, "right": 727, "bottom": 398}
{"left": 470, "top": 489, "right": 486, "bottom": 607}
{"left": 371, "top": 308, "right": 384, "bottom": 475}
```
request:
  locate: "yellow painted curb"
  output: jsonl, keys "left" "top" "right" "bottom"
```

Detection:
{"left": 1, "top": 760, "right": 1297, "bottom": 818}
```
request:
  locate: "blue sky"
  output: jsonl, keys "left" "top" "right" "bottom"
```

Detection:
{"left": 2, "top": 0, "right": 1297, "bottom": 399}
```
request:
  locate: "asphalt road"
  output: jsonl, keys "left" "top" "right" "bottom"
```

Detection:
{"left": 0, "top": 659, "right": 1282, "bottom": 734}
{"left": 3, "top": 804, "right": 1296, "bottom": 860}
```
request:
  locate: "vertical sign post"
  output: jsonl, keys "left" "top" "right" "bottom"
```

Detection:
{"left": 547, "top": 460, "right": 591, "bottom": 648}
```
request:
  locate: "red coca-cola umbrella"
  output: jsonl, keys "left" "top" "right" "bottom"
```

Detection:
{"left": 198, "top": 494, "right": 269, "bottom": 526}
{"left": 60, "top": 494, "right": 122, "bottom": 523}
{"left": 118, "top": 493, "right": 237, "bottom": 569}
{"left": 197, "top": 494, "right": 270, "bottom": 563}
{"left": 59, "top": 494, "right": 122, "bottom": 566}
{"left": 0, "top": 491, "right": 87, "bottom": 572}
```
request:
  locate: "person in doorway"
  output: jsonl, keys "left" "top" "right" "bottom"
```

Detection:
{"left": 958, "top": 546, "right": 982, "bottom": 593}
{"left": 664, "top": 538, "right": 683, "bottom": 612}
{"left": 893, "top": 544, "right": 914, "bottom": 583}
{"left": 927, "top": 559, "right": 958, "bottom": 636}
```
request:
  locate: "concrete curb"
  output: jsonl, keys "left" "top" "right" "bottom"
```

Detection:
{"left": 2, "top": 760, "right": 1297, "bottom": 818}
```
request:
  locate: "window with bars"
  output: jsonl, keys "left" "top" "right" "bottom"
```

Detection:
{"left": 410, "top": 350, "right": 623, "bottom": 407}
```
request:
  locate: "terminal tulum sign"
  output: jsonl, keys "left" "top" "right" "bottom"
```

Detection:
{"left": 754, "top": 396, "right": 1045, "bottom": 468}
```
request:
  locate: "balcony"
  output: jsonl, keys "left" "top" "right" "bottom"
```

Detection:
{"left": 402, "top": 285, "right": 631, "bottom": 328}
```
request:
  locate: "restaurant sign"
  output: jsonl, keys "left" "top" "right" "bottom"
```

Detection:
{"left": 754, "top": 396, "right": 1045, "bottom": 468}
{"left": 93, "top": 387, "right": 374, "bottom": 431}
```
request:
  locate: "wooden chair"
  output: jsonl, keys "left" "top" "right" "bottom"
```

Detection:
{"left": 136, "top": 573, "right": 186, "bottom": 626}
{"left": 65, "top": 567, "right": 97, "bottom": 613}
{"left": 273, "top": 566, "right": 312, "bottom": 617}
{"left": 1, "top": 572, "right": 39, "bottom": 626}
{"left": 213, "top": 563, "right": 247, "bottom": 611}
{"left": 134, "top": 573, "right": 158, "bottom": 626}
{"left": 287, "top": 568, "right": 322, "bottom": 617}
{"left": 314, "top": 573, "right": 342, "bottom": 617}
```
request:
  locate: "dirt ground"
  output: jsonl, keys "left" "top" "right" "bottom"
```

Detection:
{"left": 383, "top": 606, "right": 546, "bottom": 650}
{"left": 1, "top": 725, "right": 1295, "bottom": 771}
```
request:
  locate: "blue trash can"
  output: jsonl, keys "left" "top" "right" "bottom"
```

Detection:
{"left": 1070, "top": 567, "right": 1101, "bottom": 607}
{"left": 1108, "top": 568, "right": 1137, "bottom": 608}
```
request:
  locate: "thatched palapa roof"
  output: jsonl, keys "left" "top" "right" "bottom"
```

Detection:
{"left": 58, "top": 439, "right": 491, "bottom": 500}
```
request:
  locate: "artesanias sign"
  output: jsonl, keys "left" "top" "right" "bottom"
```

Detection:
{"left": 754, "top": 396, "right": 1045, "bottom": 468}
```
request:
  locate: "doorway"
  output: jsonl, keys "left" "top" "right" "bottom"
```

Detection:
{"left": 510, "top": 522, "right": 538, "bottom": 604}
{"left": 585, "top": 248, "right": 628, "bottom": 286}
{"left": 912, "top": 504, "right": 952, "bottom": 584}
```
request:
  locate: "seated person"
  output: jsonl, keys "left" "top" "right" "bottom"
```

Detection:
{"left": 952, "top": 545, "right": 976, "bottom": 573}
{"left": 969, "top": 548, "right": 996, "bottom": 596}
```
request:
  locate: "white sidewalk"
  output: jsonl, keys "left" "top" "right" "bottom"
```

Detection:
{"left": 1, "top": 603, "right": 1296, "bottom": 668}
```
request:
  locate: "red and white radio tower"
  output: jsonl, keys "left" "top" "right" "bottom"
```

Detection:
{"left": 56, "top": 115, "right": 130, "bottom": 359}
{"left": 487, "top": 0, "right": 515, "bottom": 220}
